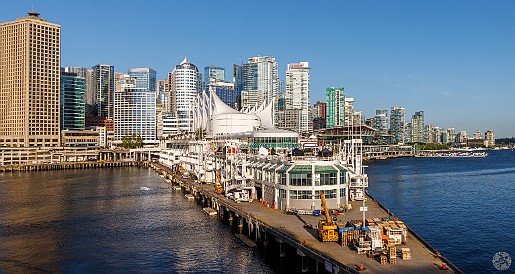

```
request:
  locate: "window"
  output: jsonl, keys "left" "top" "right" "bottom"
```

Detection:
{"left": 319, "top": 173, "right": 337, "bottom": 185}
{"left": 315, "top": 189, "right": 337, "bottom": 199}
{"left": 340, "top": 188, "right": 346, "bottom": 199}
{"left": 289, "top": 190, "right": 312, "bottom": 199}
{"left": 280, "top": 189, "right": 286, "bottom": 199}
{"left": 289, "top": 173, "right": 312, "bottom": 186}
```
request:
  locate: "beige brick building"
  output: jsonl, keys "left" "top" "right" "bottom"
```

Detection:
{"left": 0, "top": 12, "right": 60, "bottom": 147}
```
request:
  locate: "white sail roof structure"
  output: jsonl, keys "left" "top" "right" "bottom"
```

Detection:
{"left": 253, "top": 100, "right": 275, "bottom": 129}
{"left": 192, "top": 88, "right": 278, "bottom": 137}
{"left": 210, "top": 87, "right": 239, "bottom": 115}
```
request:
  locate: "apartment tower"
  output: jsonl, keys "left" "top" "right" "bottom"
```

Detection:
{"left": 285, "top": 62, "right": 310, "bottom": 133}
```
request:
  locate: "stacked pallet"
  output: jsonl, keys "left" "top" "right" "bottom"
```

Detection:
{"left": 380, "top": 255, "right": 388, "bottom": 264}
{"left": 339, "top": 229, "right": 361, "bottom": 246}
{"left": 389, "top": 246, "right": 397, "bottom": 264}
{"left": 401, "top": 248, "right": 412, "bottom": 260}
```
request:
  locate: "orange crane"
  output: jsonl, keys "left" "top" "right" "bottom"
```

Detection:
{"left": 318, "top": 192, "right": 338, "bottom": 242}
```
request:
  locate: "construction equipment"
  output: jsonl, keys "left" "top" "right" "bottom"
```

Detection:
{"left": 214, "top": 171, "right": 224, "bottom": 194}
{"left": 318, "top": 192, "right": 338, "bottom": 242}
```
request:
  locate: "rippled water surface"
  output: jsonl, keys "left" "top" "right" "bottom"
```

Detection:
{"left": 0, "top": 167, "right": 275, "bottom": 273}
{"left": 366, "top": 150, "right": 515, "bottom": 273}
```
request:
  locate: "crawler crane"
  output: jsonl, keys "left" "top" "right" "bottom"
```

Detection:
{"left": 318, "top": 192, "right": 338, "bottom": 242}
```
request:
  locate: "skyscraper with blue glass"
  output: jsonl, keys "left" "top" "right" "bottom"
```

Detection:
{"left": 60, "top": 71, "right": 86, "bottom": 130}
{"left": 209, "top": 82, "right": 237, "bottom": 109}
{"left": 204, "top": 65, "right": 225, "bottom": 84}
{"left": 128, "top": 68, "right": 157, "bottom": 91}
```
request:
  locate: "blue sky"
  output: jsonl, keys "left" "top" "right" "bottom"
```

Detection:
{"left": 2, "top": 1, "right": 515, "bottom": 137}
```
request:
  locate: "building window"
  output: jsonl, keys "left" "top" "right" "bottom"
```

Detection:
{"left": 340, "top": 188, "right": 346, "bottom": 199}
{"left": 280, "top": 189, "right": 286, "bottom": 199}
{"left": 289, "top": 190, "right": 312, "bottom": 199}
{"left": 320, "top": 173, "right": 337, "bottom": 185}
{"left": 315, "top": 189, "right": 337, "bottom": 199}
{"left": 289, "top": 173, "right": 312, "bottom": 186}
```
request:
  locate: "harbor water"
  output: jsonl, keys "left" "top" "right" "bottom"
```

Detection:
{"left": 0, "top": 167, "right": 275, "bottom": 273}
{"left": 366, "top": 149, "right": 515, "bottom": 273}
{"left": 1, "top": 150, "right": 514, "bottom": 273}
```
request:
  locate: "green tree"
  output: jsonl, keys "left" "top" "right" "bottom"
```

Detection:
{"left": 121, "top": 134, "right": 144, "bottom": 149}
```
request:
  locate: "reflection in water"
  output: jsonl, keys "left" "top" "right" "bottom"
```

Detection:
{"left": 0, "top": 168, "right": 275, "bottom": 273}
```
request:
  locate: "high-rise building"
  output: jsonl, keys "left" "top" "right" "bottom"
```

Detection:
{"left": 425, "top": 125, "right": 442, "bottom": 144}
{"left": 0, "top": 12, "right": 61, "bottom": 147}
{"left": 285, "top": 62, "right": 310, "bottom": 133}
{"left": 156, "top": 79, "right": 169, "bottom": 112}
{"left": 204, "top": 65, "right": 225, "bottom": 84}
{"left": 447, "top": 128, "right": 456, "bottom": 145}
{"left": 374, "top": 110, "right": 388, "bottom": 134}
{"left": 92, "top": 64, "right": 114, "bottom": 118}
{"left": 168, "top": 57, "right": 201, "bottom": 132}
{"left": 240, "top": 56, "right": 278, "bottom": 109}
{"left": 209, "top": 82, "right": 237, "bottom": 109}
{"left": 456, "top": 131, "right": 468, "bottom": 144}
{"left": 411, "top": 111, "right": 425, "bottom": 143}
{"left": 233, "top": 64, "right": 243, "bottom": 109}
{"left": 60, "top": 71, "right": 86, "bottom": 130}
{"left": 485, "top": 130, "right": 495, "bottom": 147}
{"left": 114, "top": 73, "right": 136, "bottom": 92}
{"left": 128, "top": 68, "right": 156, "bottom": 91}
{"left": 314, "top": 101, "right": 326, "bottom": 120}
{"left": 326, "top": 87, "right": 345, "bottom": 128}
{"left": 390, "top": 106, "right": 405, "bottom": 144}
{"left": 64, "top": 67, "right": 94, "bottom": 110}
{"left": 473, "top": 130, "right": 483, "bottom": 140}
{"left": 344, "top": 98, "right": 354, "bottom": 126}
{"left": 114, "top": 87, "right": 156, "bottom": 143}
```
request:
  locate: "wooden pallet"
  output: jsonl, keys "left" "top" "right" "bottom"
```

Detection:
{"left": 401, "top": 248, "right": 412, "bottom": 260}
{"left": 380, "top": 255, "right": 388, "bottom": 264}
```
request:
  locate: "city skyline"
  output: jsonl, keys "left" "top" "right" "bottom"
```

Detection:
{"left": 2, "top": 1, "right": 515, "bottom": 137}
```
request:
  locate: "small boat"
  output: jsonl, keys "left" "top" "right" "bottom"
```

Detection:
{"left": 140, "top": 187, "right": 151, "bottom": 191}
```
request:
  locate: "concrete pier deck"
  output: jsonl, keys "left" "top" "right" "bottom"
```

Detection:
{"left": 151, "top": 162, "right": 460, "bottom": 273}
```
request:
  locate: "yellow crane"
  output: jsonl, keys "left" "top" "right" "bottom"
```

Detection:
{"left": 318, "top": 191, "right": 338, "bottom": 242}
{"left": 214, "top": 171, "right": 224, "bottom": 194}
